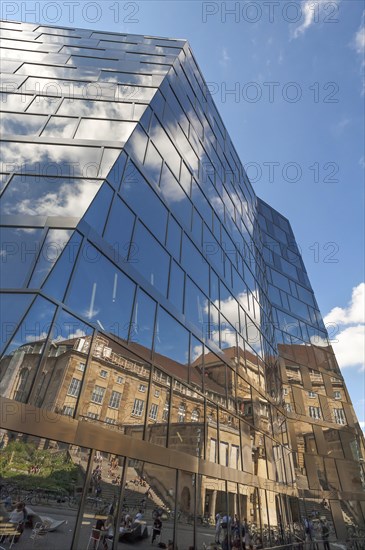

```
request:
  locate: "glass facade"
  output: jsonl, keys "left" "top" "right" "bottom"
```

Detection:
{"left": 0, "top": 19, "right": 364, "bottom": 550}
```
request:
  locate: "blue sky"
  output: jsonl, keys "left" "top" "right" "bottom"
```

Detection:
{"left": 3, "top": 0, "right": 364, "bottom": 425}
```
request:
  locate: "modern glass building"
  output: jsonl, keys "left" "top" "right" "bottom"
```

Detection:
{"left": 0, "top": 20, "right": 364, "bottom": 550}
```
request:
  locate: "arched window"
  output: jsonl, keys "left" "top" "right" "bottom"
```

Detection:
{"left": 191, "top": 409, "right": 200, "bottom": 422}
{"left": 178, "top": 403, "right": 186, "bottom": 423}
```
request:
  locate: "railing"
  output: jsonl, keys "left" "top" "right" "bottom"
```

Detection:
{"left": 256, "top": 540, "right": 365, "bottom": 550}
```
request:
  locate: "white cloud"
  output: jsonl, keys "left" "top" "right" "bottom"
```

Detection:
{"left": 292, "top": 0, "right": 340, "bottom": 39}
{"left": 330, "top": 324, "right": 365, "bottom": 370}
{"left": 219, "top": 47, "right": 230, "bottom": 67}
{"left": 324, "top": 283, "right": 365, "bottom": 325}
{"left": 324, "top": 283, "right": 365, "bottom": 371}
{"left": 352, "top": 11, "right": 365, "bottom": 94}
{"left": 354, "top": 11, "right": 365, "bottom": 54}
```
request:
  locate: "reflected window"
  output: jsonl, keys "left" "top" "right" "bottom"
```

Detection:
{"left": 109, "top": 391, "right": 122, "bottom": 409}
{"left": 191, "top": 409, "right": 200, "bottom": 422}
{"left": 309, "top": 406, "right": 321, "bottom": 419}
{"left": 178, "top": 403, "right": 186, "bottom": 423}
{"left": 67, "top": 377, "right": 81, "bottom": 397}
{"left": 132, "top": 398, "right": 144, "bottom": 417}
{"left": 149, "top": 403, "right": 158, "bottom": 420}
{"left": 91, "top": 385, "right": 105, "bottom": 404}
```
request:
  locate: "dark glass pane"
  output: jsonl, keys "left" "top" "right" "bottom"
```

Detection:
{"left": 103, "top": 196, "right": 135, "bottom": 262}
{"left": 166, "top": 215, "right": 181, "bottom": 260}
{"left": 143, "top": 139, "right": 162, "bottom": 186}
{"left": 155, "top": 307, "right": 189, "bottom": 368}
{"left": 130, "top": 288, "right": 156, "bottom": 351}
{"left": 29, "top": 229, "right": 73, "bottom": 288}
{"left": 121, "top": 161, "right": 167, "bottom": 242}
{"left": 83, "top": 182, "right": 114, "bottom": 235}
{"left": 0, "top": 293, "right": 34, "bottom": 355}
{"left": 184, "top": 277, "right": 209, "bottom": 339}
{"left": 160, "top": 162, "right": 192, "bottom": 227}
{"left": 42, "top": 231, "right": 83, "bottom": 301}
{"left": 181, "top": 234, "right": 209, "bottom": 294}
{"left": 168, "top": 260, "right": 184, "bottom": 313}
{"left": 132, "top": 222, "right": 170, "bottom": 297}
{"left": 0, "top": 227, "right": 43, "bottom": 288}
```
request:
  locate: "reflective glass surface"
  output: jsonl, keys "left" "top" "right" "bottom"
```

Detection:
{"left": 1, "top": 21, "right": 364, "bottom": 545}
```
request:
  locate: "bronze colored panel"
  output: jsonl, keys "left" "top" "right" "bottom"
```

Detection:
{"left": 343, "top": 402, "right": 355, "bottom": 427}
{"left": 313, "top": 424, "right": 328, "bottom": 455}
{"left": 287, "top": 420, "right": 298, "bottom": 451}
{"left": 300, "top": 366, "right": 312, "bottom": 391}
{"left": 279, "top": 357, "right": 288, "bottom": 383}
{"left": 292, "top": 386, "right": 305, "bottom": 416}
{"left": 322, "top": 373, "right": 334, "bottom": 398}
{"left": 318, "top": 394, "right": 332, "bottom": 422}
{"left": 304, "top": 454, "right": 320, "bottom": 490}
{"left": 0, "top": 396, "right": 78, "bottom": 443}
{"left": 330, "top": 499, "right": 348, "bottom": 540}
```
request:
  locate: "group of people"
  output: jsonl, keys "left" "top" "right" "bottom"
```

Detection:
{"left": 27, "top": 464, "right": 41, "bottom": 475}
{"left": 215, "top": 514, "right": 263, "bottom": 550}
{"left": 93, "top": 515, "right": 114, "bottom": 550}
{"left": 304, "top": 517, "right": 331, "bottom": 549}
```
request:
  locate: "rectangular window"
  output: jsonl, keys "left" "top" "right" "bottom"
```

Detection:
{"left": 91, "top": 385, "right": 105, "bottom": 404}
{"left": 131, "top": 398, "right": 144, "bottom": 417}
{"left": 334, "top": 408, "right": 346, "bottom": 425}
{"left": 139, "top": 384, "right": 147, "bottom": 393}
{"left": 209, "top": 438, "right": 217, "bottom": 463}
{"left": 309, "top": 406, "right": 321, "bottom": 419}
{"left": 100, "top": 369, "right": 108, "bottom": 378}
{"left": 149, "top": 403, "right": 158, "bottom": 420}
{"left": 308, "top": 391, "right": 317, "bottom": 398}
{"left": 162, "top": 402, "right": 169, "bottom": 421}
{"left": 116, "top": 376, "right": 124, "bottom": 384}
{"left": 67, "top": 377, "right": 81, "bottom": 397}
{"left": 78, "top": 362, "right": 85, "bottom": 372}
{"left": 87, "top": 412, "right": 99, "bottom": 420}
{"left": 154, "top": 390, "right": 160, "bottom": 398}
{"left": 105, "top": 417, "right": 117, "bottom": 425}
{"left": 334, "top": 391, "right": 341, "bottom": 400}
{"left": 62, "top": 405, "right": 74, "bottom": 416}
{"left": 284, "top": 403, "right": 292, "bottom": 413}
{"left": 109, "top": 390, "right": 122, "bottom": 409}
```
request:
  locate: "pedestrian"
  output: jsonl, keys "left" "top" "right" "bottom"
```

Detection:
{"left": 152, "top": 515, "right": 162, "bottom": 544}
{"left": 215, "top": 511, "right": 222, "bottom": 543}
{"left": 102, "top": 515, "right": 114, "bottom": 550}
{"left": 321, "top": 519, "right": 330, "bottom": 550}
